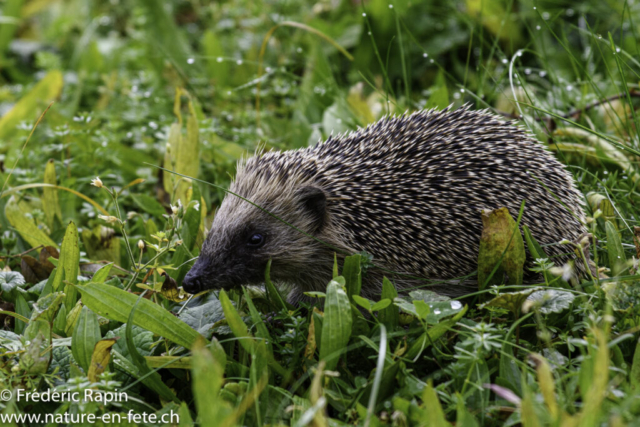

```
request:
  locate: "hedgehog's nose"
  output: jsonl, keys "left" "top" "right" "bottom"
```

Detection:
{"left": 182, "top": 270, "right": 203, "bottom": 294}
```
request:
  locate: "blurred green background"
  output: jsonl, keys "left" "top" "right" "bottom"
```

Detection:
{"left": 0, "top": 0, "right": 637, "bottom": 256}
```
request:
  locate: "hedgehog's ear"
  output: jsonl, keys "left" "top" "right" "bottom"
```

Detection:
{"left": 296, "top": 186, "right": 327, "bottom": 233}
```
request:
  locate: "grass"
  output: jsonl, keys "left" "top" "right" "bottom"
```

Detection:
{"left": 0, "top": 0, "right": 640, "bottom": 426}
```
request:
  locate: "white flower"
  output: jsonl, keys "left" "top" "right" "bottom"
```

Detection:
{"left": 549, "top": 263, "right": 574, "bottom": 282}
{"left": 91, "top": 177, "right": 103, "bottom": 188}
{"left": 98, "top": 215, "right": 119, "bottom": 224}
{"left": 137, "top": 240, "right": 145, "bottom": 250}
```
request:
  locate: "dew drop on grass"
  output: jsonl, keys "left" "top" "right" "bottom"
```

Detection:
{"left": 236, "top": 59, "right": 243, "bottom": 65}
{"left": 536, "top": 25, "right": 541, "bottom": 30}
{"left": 451, "top": 301, "right": 462, "bottom": 310}
{"left": 217, "top": 57, "right": 223, "bottom": 62}
{"left": 539, "top": 71, "right": 547, "bottom": 77}
{"left": 566, "top": 85, "right": 573, "bottom": 91}
{"left": 389, "top": 4, "right": 393, "bottom": 8}
{"left": 434, "top": 309, "right": 441, "bottom": 315}
{"left": 566, "top": 8, "right": 574, "bottom": 16}
{"left": 524, "top": 68, "right": 531, "bottom": 75}
{"left": 502, "top": 58, "right": 508, "bottom": 64}
{"left": 423, "top": 53, "right": 428, "bottom": 58}
{"left": 362, "top": 12, "right": 366, "bottom": 17}
{"left": 187, "top": 58, "right": 195, "bottom": 64}
{"left": 533, "top": 6, "right": 536, "bottom": 9}
{"left": 429, "top": 59, "right": 434, "bottom": 63}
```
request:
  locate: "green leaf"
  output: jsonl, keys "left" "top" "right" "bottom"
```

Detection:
{"left": 243, "top": 288, "right": 274, "bottom": 356}
{"left": 396, "top": 291, "right": 464, "bottom": 324}
{"left": 520, "top": 388, "right": 543, "bottom": 427}
{"left": 477, "top": 207, "right": 525, "bottom": 289}
{"left": 50, "top": 346, "right": 73, "bottom": 381}
{"left": 0, "top": 0, "right": 23, "bottom": 63}
{"left": 606, "top": 220, "right": 627, "bottom": 276}
{"left": 91, "top": 263, "right": 113, "bottom": 284}
{"left": 202, "top": 30, "right": 229, "bottom": 87}
{"left": 81, "top": 225, "right": 121, "bottom": 265}
{"left": 138, "top": 0, "right": 198, "bottom": 77}
{"left": 76, "top": 282, "right": 202, "bottom": 349}
{"left": 130, "top": 193, "right": 167, "bottom": 219}
{"left": 20, "top": 330, "right": 49, "bottom": 375}
{"left": 179, "top": 297, "right": 225, "bottom": 336}
{"left": 4, "top": 196, "right": 57, "bottom": 249}
{"left": 71, "top": 306, "right": 101, "bottom": 372}
{"left": 55, "top": 222, "right": 80, "bottom": 310}
{"left": 342, "top": 254, "right": 362, "bottom": 299}
{"left": 14, "top": 293, "right": 31, "bottom": 335}
{"left": 456, "top": 393, "right": 480, "bottom": 427}
{"left": 378, "top": 277, "right": 399, "bottom": 329}
{"left": 523, "top": 224, "right": 551, "bottom": 283}
{"left": 181, "top": 200, "right": 201, "bottom": 250}
{"left": 0, "top": 70, "right": 63, "bottom": 143}
{"left": 42, "top": 159, "right": 62, "bottom": 228}
{"left": 264, "top": 259, "right": 291, "bottom": 311}
{"left": 631, "top": 335, "right": 640, "bottom": 391}
{"left": 465, "top": 0, "right": 522, "bottom": 44}
{"left": 52, "top": 303, "right": 67, "bottom": 336}
{"left": 249, "top": 341, "right": 269, "bottom": 425}
{"left": 526, "top": 290, "right": 575, "bottom": 314}
{"left": 164, "top": 93, "right": 200, "bottom": 205}
{"left": 371, "top": 299, "right": 391, "bottom": 312}
{"left": 522, "top": 225, "right": 548, "bottom": 260}
{"left": 320, "top": 278, "right": 352, "bottom": 371}
{"left": 30, "top": 291, "right": 64, "bottom": 324}
{"left": 106, "top": 323, "right": 154, "bottom": 359}
{"left": 422, "top": 383, "right": 451, "bottom": 426}
{"left": 406, "top": 305, "right": 468, "bottom": 359}
{"left": 219, "top": 289, "right": 254, "bottom": 352}
{"left": 0, "top": 271, "right": 26, "bottom": 302}
{"left": 352, "top": 294, "right": 372, "bottom": 311}
{"left": 178, "top": 401, "right": 194, "bottom": 427}
{"left": 413, "top": 300, "right": 430, "bottom": 320}
{"left": 192, "top": 339, "right": 232, "bottom": 425}
{"left": 125, "top": 292, "right": 179, "bottom": 402}
{"left": 480, "top": 288, "right": 542, "bottom": 316}
{"left": 425, "top": 70, "right": 449, "bottom": 110}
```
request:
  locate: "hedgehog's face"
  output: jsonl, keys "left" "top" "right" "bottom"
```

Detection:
{"left": 181, "top": 185, "right": 328, "bottom": 295}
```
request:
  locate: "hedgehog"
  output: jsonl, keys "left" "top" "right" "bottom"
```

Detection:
{"left": 182, "top": 105, "right": 587, "bottom": 304}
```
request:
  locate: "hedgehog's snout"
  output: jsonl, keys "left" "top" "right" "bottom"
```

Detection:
{"left": 183, "top": 255, "right": 220, "bottom": 294}
{"left": 182, "top": 265, "right": 206, "bottom": 294}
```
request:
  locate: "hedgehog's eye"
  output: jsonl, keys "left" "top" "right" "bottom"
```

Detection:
{"left": 247, "top": 233, "right": 265, "bottom": 247}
